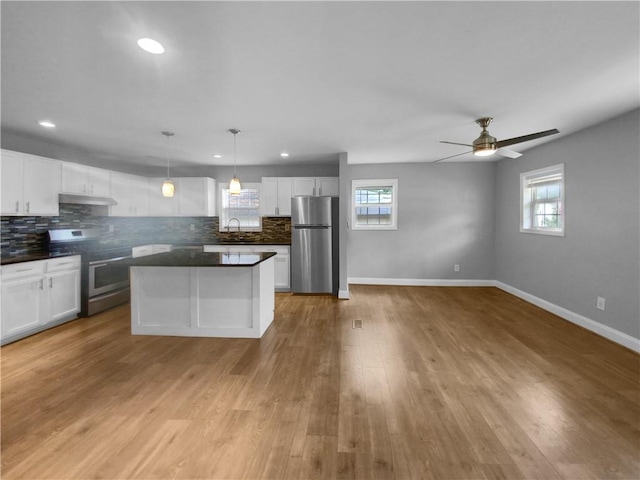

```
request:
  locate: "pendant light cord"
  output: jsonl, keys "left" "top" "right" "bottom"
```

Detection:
{"left": 233, "top": 132, "right": 237, "bottom": 176}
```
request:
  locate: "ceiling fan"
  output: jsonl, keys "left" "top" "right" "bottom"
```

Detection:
{"left": 435, "top": 117, "right": 559, "bottom": 162}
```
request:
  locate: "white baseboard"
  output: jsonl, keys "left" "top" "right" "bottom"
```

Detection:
{"left": 348, "top": 277, "right": 495, "bottom": 287}
{"left": 344, "top": 277, "right": 639, "bottom": 353}
{"left": 338, "top": 289, "right": 350, "bottom": 299}
{"left": 495, "top": 282, "right": 640, "bottom": 354}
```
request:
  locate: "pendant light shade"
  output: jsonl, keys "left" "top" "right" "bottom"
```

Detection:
{"left": 161, "top": 131, "right": 175, "bottom": 197}
{"left": 228, "top": 128, "right": 241, "bottom": 195}
{"left": 229, "top": 175, "right": 242, "bottom": 195}
{"left": 162, "top": 179, "right": 175, "bottom": 197}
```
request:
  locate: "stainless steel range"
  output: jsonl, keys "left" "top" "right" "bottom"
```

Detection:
{"left": 47, "top": 229, "right": 131, "bottom": 316}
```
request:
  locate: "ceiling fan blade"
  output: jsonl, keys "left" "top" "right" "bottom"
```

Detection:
{"left": 496, "top": 147, "right": 522, "bottom": 159}
{"left": 433, "top": 151, "right": 473, "bottom": 163}
{"left": 495, "top": 129, "right": 559, "bottom": 148}
{"left": 440, "top": 141, "right": 473, "bottom": 147}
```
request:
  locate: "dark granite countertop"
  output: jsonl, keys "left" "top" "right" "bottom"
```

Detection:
{"left": 128, "top": 250, "right": 277, "bottom": 267}
{"left": 1, "top": 251, "right": 79, "bottom": 266}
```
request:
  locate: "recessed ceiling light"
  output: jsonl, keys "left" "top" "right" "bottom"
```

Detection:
{"left": 137, "top": 38, "right": 165, "bottom": 54}
{"left": 213, "top": 154, "right": 222, "bottom": 158}
{"left": 38, "top": 120, "right": 56, "bottom": 128}
{"left": 280, "top": 152, "right": 289, "bottom": 158}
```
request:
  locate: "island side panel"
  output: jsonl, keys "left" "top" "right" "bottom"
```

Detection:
{"left": 196, "top": 267, "right": 253, "bottom": 329}
{"left": 130, "top": 267, "right": 191, "bottom": 332}
{"left": 256, "top": 258, "right": 275, "bottom": 336}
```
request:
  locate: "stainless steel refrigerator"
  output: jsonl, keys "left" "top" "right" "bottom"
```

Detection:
{"left": 291, "top": 196, "right": 338, "bottom": 294}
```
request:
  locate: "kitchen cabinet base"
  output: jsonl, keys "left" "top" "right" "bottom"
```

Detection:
{"left": 0, "top": 313, "right": 78, "bottom": 346}
{"left": 130, "top": 259, "right": 275, "bottom": 338}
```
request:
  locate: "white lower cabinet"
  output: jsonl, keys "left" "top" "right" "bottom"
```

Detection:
{"left": 1, "top": 256, "right": 81, "bottom": 344}
{"left": 132, "top": 244, "right": 173, "bottom": 258}
{"left": 203, "top": 245, "right": 290, "bottom": 291}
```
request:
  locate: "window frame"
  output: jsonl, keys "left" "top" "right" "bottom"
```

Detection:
{"left": 219, "top": 182, "right": 262, "bottom": 232}
{"left": 351, "top": 179, "right": 399, "bottom": 231}
{"left": 520, "top": 164, "right": 565, "bottom": 237}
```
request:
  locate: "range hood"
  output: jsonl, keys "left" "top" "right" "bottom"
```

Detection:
{"left": 58, "top": 193, "right": 117, "bottom": 206}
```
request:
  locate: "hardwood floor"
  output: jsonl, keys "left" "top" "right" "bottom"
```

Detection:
{"left": 2, "top": 285, "right": 639, "bottom": 479}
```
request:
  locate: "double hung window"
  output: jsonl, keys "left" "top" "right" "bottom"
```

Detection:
{"left": 219, "top": 183, "right": 262, "bottom": 232}
{"left": 520, "top": 164, "right": 564, "bottom": 236}
{"left": 351, "top": 179, "right": 398, "bottom": 230}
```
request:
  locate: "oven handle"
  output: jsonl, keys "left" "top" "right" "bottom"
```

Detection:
{"left": 89, "top": 255, "right": 132, "bottom": 266}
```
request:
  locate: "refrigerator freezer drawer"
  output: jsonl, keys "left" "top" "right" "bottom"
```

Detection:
{"left": 292, "top": 226, "right": 332, "bottom": 293}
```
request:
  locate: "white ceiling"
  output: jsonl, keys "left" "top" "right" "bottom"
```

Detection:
{"left": 1, "top": 1, "right": 638, "bottom": 173}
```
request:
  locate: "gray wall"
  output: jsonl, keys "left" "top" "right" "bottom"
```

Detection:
{"left": 346, "top": 162, "right": 496, "bottom": 280}
{"left": 494, "top": 109, "right": 640, "bottom": 339}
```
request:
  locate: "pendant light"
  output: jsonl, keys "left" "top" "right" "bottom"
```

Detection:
{"left": 161, "top": 131, "right": 175, "bottom": 197}
{"left": 228, "top": 128, "right": 242, "bottom": 195}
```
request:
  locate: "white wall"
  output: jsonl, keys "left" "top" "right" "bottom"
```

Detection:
{"left": 494, "top": 109, "right": 640, "bottom": 341}
{"left": 346, "top": 162, "right": 496, "bottom": 282}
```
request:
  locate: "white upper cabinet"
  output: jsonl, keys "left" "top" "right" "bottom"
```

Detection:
{"left": 148, "top": 177, "right": 216, "bottom": 217}
{"left": 1, "top": 149, "right": 60, "bottom": 216}
{"left": 292, "top": 177, "right": 339, "bottom": 197}
{"left": 61, "top": 162, "right": 111, "bottom": 196}
{"left": 316, "top": 177, "right": 339, "bottom": 197}
{"left": 178, "top": 177, "right": 216, "bottom": 217}
{"left": 261, "top": 177, "right": 292, "bottom": 216}
{"left": 110, "top": 172, "right": 149, "bottom": 217}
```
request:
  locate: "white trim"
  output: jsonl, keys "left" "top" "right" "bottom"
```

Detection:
{"left": 348, "top": 277, "right": 495, "bottom": 287}
{"left": 338, "top": 289, "right": 350, "bottom": 299}
{"left": 495, "top": 281, "right": 640, "bottom": 354}
{"left": 351, "top": 178, "right": 398, "bottom": 230}
{"left": 520, "top": 163, "right": 565, "bottom": 236}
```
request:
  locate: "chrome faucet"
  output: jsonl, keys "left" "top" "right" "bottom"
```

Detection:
{"left": 226, "top": 217, "right": 241, "bottom": 232}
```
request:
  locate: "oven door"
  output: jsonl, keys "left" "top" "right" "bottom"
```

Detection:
{"left": 88, "top": 256, "right": 131, "bottom": 297}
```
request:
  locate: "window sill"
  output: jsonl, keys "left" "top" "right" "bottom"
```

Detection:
{"left": 520, "top": 228, "right": 564, "bottom": 237}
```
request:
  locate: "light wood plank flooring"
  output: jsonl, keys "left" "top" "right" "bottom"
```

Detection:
{"left": 2, "top": 286, "right": 639, "bottom": 479}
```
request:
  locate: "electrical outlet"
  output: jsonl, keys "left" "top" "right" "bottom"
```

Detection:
{"left": 597, "top": 296, "right": 606, "bottom": 311}
{"left": 190, "top": 224, "right": 195, "bottom": 232}
{"left": 454, "top": 264, "right": 460, "bottom": 272}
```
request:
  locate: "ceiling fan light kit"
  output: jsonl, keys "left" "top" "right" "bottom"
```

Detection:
{"left": 472, "top": 117, "right": 497, "bottom": 156}
{"left": 437, "top": 116, "right": 559, "bottom": 163}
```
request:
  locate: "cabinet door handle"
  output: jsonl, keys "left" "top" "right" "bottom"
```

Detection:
{"left": 82, "top": 184, "right": 87, "bottom": 193}
{"left": 16, "top": 268, "right": 32, "bottom": 272}
{"left": 90, "top": 184, "right": 94, "bottom": 194}
{"left": 55, "top": 261, "right": 73, "bottom": 266}
{"left": 25, "top": 201, "right": 30, "bottom": 213}
{"left": 313, "top": 187, "right": 316, "bottom": 196}
{"left": 49, "top": 277, "right": 53, "bottom": 288}
{"left": 15, "top": 201, "right": 19, "bottom": 213}
{"left": 275, "top": 206, "right": 279, "bottom": 215}
{"left": 39, "top": 279, "right": 44, "bottom": 290}
{"left": 319, "top": 187, "right": 322, "bottom": 196}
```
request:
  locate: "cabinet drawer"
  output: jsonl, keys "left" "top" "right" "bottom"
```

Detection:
{"left": 1, "top": 260, "right": 45, "bottom": 280}
{"left": 46, "top": 255, "right": 81, "bottom": 273}
{"left": 132, "top": 246, "right": 154, "bottom": 258}
{"left": 153, "top": 245, "right": 173, "bottom": 254}
{"left": 203, "top": 245, "right": 228, "bottom": 253}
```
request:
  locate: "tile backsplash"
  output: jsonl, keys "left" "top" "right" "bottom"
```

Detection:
{"left": 1, "top": 205, "right": 291, "bottom": 258}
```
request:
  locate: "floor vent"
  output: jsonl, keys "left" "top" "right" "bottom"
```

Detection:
{"left": 352, "top": 319, "right": 363, "bottom": 329}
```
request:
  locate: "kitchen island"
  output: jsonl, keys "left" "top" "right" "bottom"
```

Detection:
{"left": 129, "top": 250, "right": 276, "bottom": 338}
